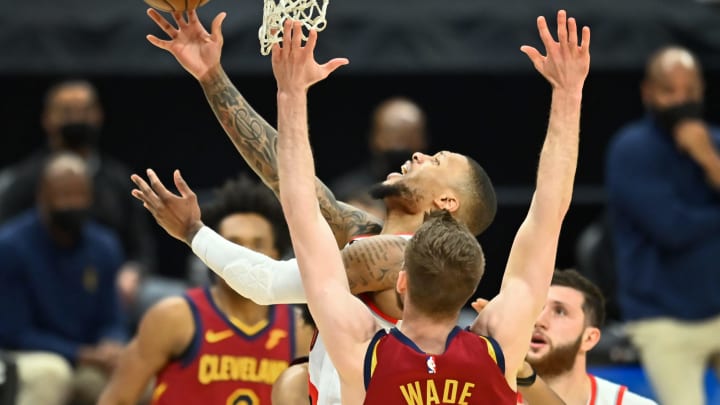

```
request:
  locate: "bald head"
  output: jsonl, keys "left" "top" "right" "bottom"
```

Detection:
{"left": 370, "top": 97, "right": 428, "bottom": 153}
{"left": 642, "top": 46, "right": 704, "bottom": 110}
{"left": 38, "top": 153, "right": 93, "bottom": 221}
{"left": 645, "top": 46, "right": 701, "bottom": 83}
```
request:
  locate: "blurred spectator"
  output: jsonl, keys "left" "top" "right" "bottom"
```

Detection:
{"left": 0, "top": 79, "right": 168, "bottom": 326}
{"left": 605, "top": 45, "right": 720, "bottom": 405}
{"left": 329, "top": 96, "right": 428, "bottom": 201}
{"left": 0, "top": 152, "right": 128, "bottom": 405}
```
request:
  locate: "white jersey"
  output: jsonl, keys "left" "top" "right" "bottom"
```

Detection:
{"left": 308, "top": 294, "right": 399, "bottom": 405}
{"left": 307, "top": 234, "right": 411, "bottom": 405}
{"left": 517, "top": 374, "right": 658, "bottom": 405}
{"left": 590, "top": 374, "right": 658, "bottom": 405}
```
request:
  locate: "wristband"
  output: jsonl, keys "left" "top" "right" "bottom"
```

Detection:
{"left": 516, "top": 368, "right": 537, "bottom": 387}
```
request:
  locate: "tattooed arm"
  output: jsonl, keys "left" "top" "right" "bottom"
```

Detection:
{"left": 145, "top": 9, "right": 382, "bottom": 247}
{"left": 342, "top": 235, "right": 407, "bottom": 293}
{"left": 200, "top": 68, "right": 382, "bottom": 247}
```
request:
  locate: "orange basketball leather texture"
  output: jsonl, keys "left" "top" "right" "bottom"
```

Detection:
{"left": 144, "top": 0, "right": 210, "bottom": 12}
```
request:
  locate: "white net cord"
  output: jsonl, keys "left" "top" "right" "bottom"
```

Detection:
{"left": 258, "top": 0, "right": 329, "bottom": 55}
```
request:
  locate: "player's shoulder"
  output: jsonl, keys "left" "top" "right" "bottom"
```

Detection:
{"left": 141, "top": 294, "right": 195, "bottom": 330}
{"left": 592, "top": 375, "right": 658, "bottom": 405}
{"left": 345, "top": 233, "right": 412, "bottom": 249}
{"left": 621, "top": 390, "right": 659, "bottom": 405}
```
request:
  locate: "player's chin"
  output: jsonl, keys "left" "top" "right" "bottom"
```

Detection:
{"left": 383, "top": 172, "right": 403, "bottom": 183}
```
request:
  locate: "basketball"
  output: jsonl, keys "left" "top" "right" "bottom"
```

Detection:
{"left": 144, "top": 0, "right": 211, "bottom": 12}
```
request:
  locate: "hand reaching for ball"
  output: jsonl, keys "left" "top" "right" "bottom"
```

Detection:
{"left": 146, "top": 8, "right": 226, "bottom": 81}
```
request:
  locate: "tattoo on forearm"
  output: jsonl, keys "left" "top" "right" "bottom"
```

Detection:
{"left": 203, "top": 69, "right": 279, "bottom": 190}
{"left": 202, "top": 69, "right": 383, "bottom": 240}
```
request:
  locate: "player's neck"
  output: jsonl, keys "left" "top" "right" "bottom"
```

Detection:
{"left": 211, "top": 285, "right": 269, "bottom": 326}
{"left": 381, "top": 210, "right": 425, "bottom": 235}
{"left": 398, "top": 304, "right": 459, "bottom": 355}
{"left": 543, "top": 358, "right": 592, "bottom": 405}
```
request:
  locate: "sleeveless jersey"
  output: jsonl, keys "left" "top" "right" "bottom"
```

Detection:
{"left": 364, "top": 327, "right": 516, "bottom": 405}
{"left": 152, "top": 287, "right": 295, "bottom": 405}
{"left": 307, "top": 234, "right": 410, "bottom": 405}
{"left": 516, "top": 374, "right": 658, "bottom": 405}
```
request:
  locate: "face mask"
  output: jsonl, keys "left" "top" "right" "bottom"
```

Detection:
{"left": 59, "top": 123, "right": 99, "bottom": 149}
{"left": 651, "top": 101, "right": 704, "bottom": 134}
{"left": 49, "top": 208, "right": 89, "bottom": 240}
{"left": 371, "top": 149, "right": 414, "bottom": 179}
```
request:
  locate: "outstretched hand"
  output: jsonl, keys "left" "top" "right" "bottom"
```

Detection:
{"left": 271, "top": 19, "right": 349, "bottom": 94}
{"left": 131, "top": 169, "right": 203, "bottom": 246}
{"left": 146, "top": 8, "right": 226, "bottom": 81}
{"left": 521, "top": 9, "right": 590, "bottom": 92}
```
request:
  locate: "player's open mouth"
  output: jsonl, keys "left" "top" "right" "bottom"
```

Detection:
{"left": 529, "top": 332, "right": 548, "bottom": 349}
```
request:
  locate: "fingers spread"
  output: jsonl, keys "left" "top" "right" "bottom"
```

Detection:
{"left": 536, "top": 16, "right": 553, "bottom": 55}
{"left": 556, "top": 10, "right": 568, "bottom": 49}
{"left": 567, "top": 17, "right": 578, "bottom": 49}
{"left": 291, "top": 20, "right": 303, "bottom": 51}
{"left": 210, "top": 12, "right": 226, "bottom": 42}
{"left": 305, "top": 29, "right": 318, "bottom": 52}
{"left": 581, "top": 26, "right": 591, "bottom": 53}
{"left": 146, "top": 35, "right": 171, "bottom": 50}
{"left": 520, "top": 45, "right": 543, "bottom": 65}
{"left": 172, "top": 11, "right": 188, "bottom": 28}
{"left": 322, "top": 57, "right": 349, "bottom": 75}
{"left": 131, "top": 174, "right": 162, "bottom": 209}
{"left": 147, "top": 8, "right": 178, "bottom": 38}
{"left": 174, "top": 169, "right": 195, "bottom": 199}
{"left": 147, "top": 168, "right": 175, "bottom": 201}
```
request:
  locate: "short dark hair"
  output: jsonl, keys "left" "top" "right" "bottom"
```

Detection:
{"left": 201, "top": 173, "right": 291, "bottom": 256}
{"left": 458, "top": 156, "right": 496, "bottom": 236}
{"left": 404, "top": 210, "right": 484, "bottom": 319}
{"left": 552, "top": 269, "right": 606, "bottom": 328}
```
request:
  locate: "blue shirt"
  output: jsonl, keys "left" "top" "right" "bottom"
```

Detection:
{"left": 605, "top": 116, "right": 720, "bottom": 321}
{"left": 0, "top": 209, "right": 127, "bottom": 362}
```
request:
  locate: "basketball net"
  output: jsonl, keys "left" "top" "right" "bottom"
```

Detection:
{"left": 258, "top": 0, "right": 329, "bottom": 55}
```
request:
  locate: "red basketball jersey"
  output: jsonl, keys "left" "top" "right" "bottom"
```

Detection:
{"left": 152, "top": 287, "right": 295, "bottom": 405}
{"left": 364, "top": 327, "right": 516, "bottom": 405}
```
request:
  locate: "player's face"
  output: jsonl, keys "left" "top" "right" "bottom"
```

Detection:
{"left": 371, "top": 151, "right": 467, "bottom": 209}
{"left": 218, "top": 213, "right": 279, "bottom": 259}
{"left": 526, "top": 286, "right": 586, "bottom": 369}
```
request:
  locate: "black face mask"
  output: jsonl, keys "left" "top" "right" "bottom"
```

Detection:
{"left": 371, "top": 149, "right": 414, "bottom": 180}
{"left": 650, "top": 101, "right": 704, "bottom": 134}
{"left": 59, "top": 123, "right": 99, "bottom": 149}
{"left": 49, "top": 208, "right": 89, "bottom": 240}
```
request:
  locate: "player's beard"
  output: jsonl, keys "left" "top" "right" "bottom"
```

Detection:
{"left": 528, "top": 334, "right": 582, "bottom": 379}
{"left": 369, "top": 181, "right": 413, "bottom": 201}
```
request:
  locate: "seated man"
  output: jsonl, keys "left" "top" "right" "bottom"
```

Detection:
{"left": 0, "top": 152, "right": 127, "bottom": 405}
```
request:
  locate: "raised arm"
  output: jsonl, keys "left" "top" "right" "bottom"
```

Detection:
{"left": 471, "top": 10, "right": 589, "bottom": 383}
{"left": 130, "top": 171, "right": 404, "bottom": 305}
{"left": 144, "top": 8, "right": 381, "bottom": 246}
{"left": 273, "top": 19, "right": 378, "bottom": 398}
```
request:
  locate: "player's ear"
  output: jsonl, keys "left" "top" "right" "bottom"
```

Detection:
{"left": 396, "top": 270, "right": 407, "bottom": 294}
{"left": 433, "top": 192, "right": 459, "bottom": 213}
{"left": 580, "top": 326, "right": 601, "bottom": 352}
